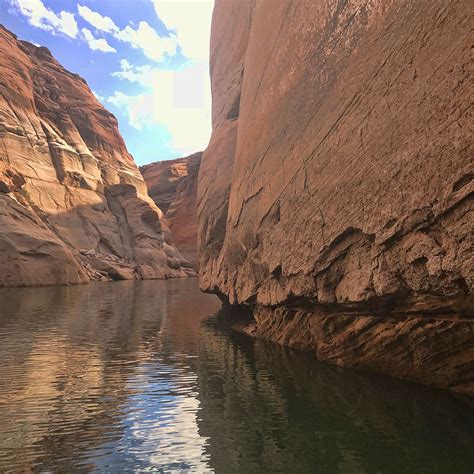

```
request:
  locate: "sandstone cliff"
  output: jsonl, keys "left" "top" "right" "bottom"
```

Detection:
{"left": 0, "top": 25, "right": 193, "bottom": 287}
{"left": 141, "top": 152, "right": 201, "bottom": 268}
{"left": 198, "top": 0, "right": 473, "bottom": 394}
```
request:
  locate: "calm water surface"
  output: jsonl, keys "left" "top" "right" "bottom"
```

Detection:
{"left": 0, "top": 279, "right": 472, "bottom": 473}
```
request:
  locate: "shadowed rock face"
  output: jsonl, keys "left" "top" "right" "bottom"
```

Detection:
{"left": 140, "top": 158, "right": 189, "bottom": 214}
{"left": 198, "top": 0, "right": 474, "bottom": 394}
{"left": 0, "top": 25, "right": 194, "bottom": 287}
{"left": 141, "top": 152, "right": 202, "bottom": 268}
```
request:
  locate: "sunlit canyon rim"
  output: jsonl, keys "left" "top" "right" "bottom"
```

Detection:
{"left": 0, "top": 24, "right": 194, "bottom": 286}
{"left": 197, "top": 0, "right": 473, "bottom": 394}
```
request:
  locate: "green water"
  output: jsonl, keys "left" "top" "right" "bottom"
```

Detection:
{"left": 0, "top": 279, "right": 472, "bottom": 472}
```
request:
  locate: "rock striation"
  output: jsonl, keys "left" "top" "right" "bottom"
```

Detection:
{"left": 0, "top": 25, "right": 193, "bottom": 287}
{"left": 198, "top": 0, "right": 474, "bottom": 394}
{"left": 141, "top": 152, "right": 201, "bottom": 268}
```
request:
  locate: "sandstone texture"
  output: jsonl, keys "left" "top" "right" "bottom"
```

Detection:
{"left": 198, "top": 0, "right": 474, "bottom": 394}
{"left": 141, "top": 152, "right": 201, "bottom": 268}
{"left": 0, "top": 25, "right": 193, "bottom": 287}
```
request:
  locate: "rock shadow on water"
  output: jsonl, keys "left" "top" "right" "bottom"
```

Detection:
{"left": 196, "top": 306, "right": 474, "bottom": 473}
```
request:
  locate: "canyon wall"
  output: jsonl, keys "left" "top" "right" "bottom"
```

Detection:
{"left": 141, "top": 152, "right": 201, "bottom": 268}
{"left": 0, "top": 25, "right": 193, "bottom": 287}
{"left": 198, "top": 0, "right": 473, "bottom": 394}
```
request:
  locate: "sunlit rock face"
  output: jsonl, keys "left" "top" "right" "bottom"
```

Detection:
{"left": 198, "top": 0, "right": 473, "bottom": 393}
{"left": 141, "top": 152, "right": 202, "bottom": 268}
{"left": 0, "top": 25, "right": 194, "bottom": 287}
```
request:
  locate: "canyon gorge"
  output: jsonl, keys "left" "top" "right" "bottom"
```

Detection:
{"left": 0, "top": 0, "right": 472, "bottom": 398}
{"left": 197, "top": 0, "right": 473, "bottom": 395}
{"left": 0, "top": 1, "right": 473, "bottom": 470}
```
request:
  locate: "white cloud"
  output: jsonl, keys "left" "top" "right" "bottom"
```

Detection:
{"left": 10, "top": 0, "right": 79, "bottom": 38}
{"left": 107, "top": 91, "right": 153, "bottom": 130}
{"left": 57, "top": 11, "right": 78, "bottom": 38}
{"left": 10, "top": 1, "right": 200, "bottom": 64}
{"left": 112, "top": 63, "right": 155, "bottom": 87}
{"left": 152, "top": 0, "right": 213, "bottom": 61}
{"left": 77, "top": 5, "right": 119, "bottom": 33}
{"left": 115, "top": 21, "right": 177, "bottom": 62}
{"left": 108, "top": 60, "right": 211, "bottom": 154}
{"left": 82, "top": 28, "right": 116, "bottom": 53}
{"left": 76, "top": 4, "right": 177, "bottom": 63}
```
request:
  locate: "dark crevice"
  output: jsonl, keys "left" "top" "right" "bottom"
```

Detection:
{"left": 452, "top": 173, "right": 472, "bottom": 193}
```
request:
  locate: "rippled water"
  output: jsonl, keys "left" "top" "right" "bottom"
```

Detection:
{"left": 0, "top": 279, "right": 472, "bottom": 473}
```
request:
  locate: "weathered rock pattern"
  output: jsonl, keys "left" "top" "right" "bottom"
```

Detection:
{"left": 198, "top": 0, "right": 474, "bottom": 394}
{"left": 0, "top": 25, "right": 193, "bottom": 287}
{"left": 141, "top": 152, "right": 201, "bottom": 268}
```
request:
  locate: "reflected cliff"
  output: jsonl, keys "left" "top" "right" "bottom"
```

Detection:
{"left": 0, "top": 279, "right": 220, "bottom": 471}
{"left": 0, "top": 281, "right": 472, "bottom": 472}
{"left": 197, "top": 309, "right": 474, "bottom": 473}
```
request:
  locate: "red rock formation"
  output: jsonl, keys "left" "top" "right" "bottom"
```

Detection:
{"left": 140, "top": 157, "right": 189, "bottom": 214}
{"left": 198, "top": 0, "right": 474, "bottom": 394}
{"left": 0, "top": 25, "right": 193, "bottom": 286}
{"left": 141, "top": 152, "right": 201, "bottom": 268}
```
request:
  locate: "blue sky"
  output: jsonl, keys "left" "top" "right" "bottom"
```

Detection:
{"left": 0, "top": 0, "right": 213, "bottom": 165}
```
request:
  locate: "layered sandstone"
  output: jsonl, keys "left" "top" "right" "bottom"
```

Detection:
{"left": 198, "top": 0, "right": 474, "bottom": 394}
{"left": 0, "top": 25, "right": 193, "bottom": 287}
{"left": 141, "top": 152, "right": 201, "bottom": 268}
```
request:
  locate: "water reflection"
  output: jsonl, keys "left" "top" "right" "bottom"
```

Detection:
{"left": 0, "top": 280, "right": 472, "bottom": 472}
{"left": 0, "top": 280, "right": 220, "bottom": 472}
{"left": 197, "top": 310, "right": 474, "bottom": 473}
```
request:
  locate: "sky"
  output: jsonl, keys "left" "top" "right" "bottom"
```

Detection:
{"left": 0, "top": 0, "right": 214, "bottom": 165}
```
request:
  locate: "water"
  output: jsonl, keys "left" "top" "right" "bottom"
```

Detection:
{"left": 0, "top": 279, "right": 472, "bottom": 473}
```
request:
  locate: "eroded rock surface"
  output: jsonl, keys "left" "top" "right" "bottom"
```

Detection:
{"left": 198, "top": 0, "right": 474, "bottom": 394}
{"left": 141, "top": 152, "right": 201, "bottom": 268}
{"left": 0, "top": 25, "right": 193, "bottom": 286}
